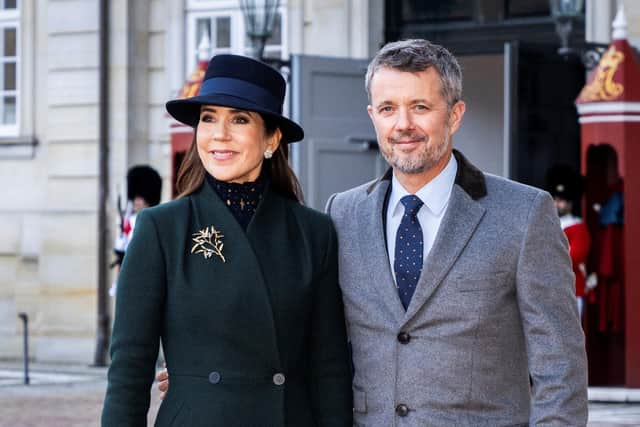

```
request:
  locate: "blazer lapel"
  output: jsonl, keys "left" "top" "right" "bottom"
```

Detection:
{"left": 356, "top": 179, "right": 407, "bottom": 324}
{"left": 403, "top": 184, "right": 486, "bottom": 322}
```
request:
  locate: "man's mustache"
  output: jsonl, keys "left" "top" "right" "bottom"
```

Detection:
{"left": 389, "top": 133, "right": 427, "bottom": 144}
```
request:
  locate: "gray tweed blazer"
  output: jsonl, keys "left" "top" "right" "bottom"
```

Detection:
{"left": 326, "top": 150, "right": 588, "bottom": 427}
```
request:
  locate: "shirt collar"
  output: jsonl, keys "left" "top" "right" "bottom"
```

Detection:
{"left": 389, "top": 153, "right": 458, "bottom": 217}
{"left": 559, "top": 213, "right": 581, "bottom": 229}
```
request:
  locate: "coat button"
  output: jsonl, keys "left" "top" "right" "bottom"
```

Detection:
{"left": 208, "top": 371, "right": 221, "bottom": 384}
{"left": 395, "top": 404, "right": 409, "bottom": 417}
{"left": 272, "top": 373, "right": 285, "bottom": 386}
{"left": 397, "top": 332, "right": 411, "bottom": 344}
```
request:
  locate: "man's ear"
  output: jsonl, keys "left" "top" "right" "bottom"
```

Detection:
{"left": 448, "top": 100, "right": 466, "bottom": 136}
{"left": 367, "top": 105, "right": 374, "bottom": 122}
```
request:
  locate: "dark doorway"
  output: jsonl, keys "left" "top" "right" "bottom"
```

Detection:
{"left": 510, "top": 43, "right": 585, "bottom": 189}
{"left": 385, "top": 0, "right": 584, "bottom": 56}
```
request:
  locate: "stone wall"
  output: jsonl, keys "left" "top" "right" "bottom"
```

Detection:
{"left": 0, "top": 0, "right": 170, "bottom": 363}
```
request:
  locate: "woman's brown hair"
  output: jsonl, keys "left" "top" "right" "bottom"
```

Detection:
{"left": 175, "top": 114, "right": 304, "bottom": 203}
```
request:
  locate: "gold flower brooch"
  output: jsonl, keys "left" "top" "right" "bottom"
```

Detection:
{"left": 191, "top": 226, "right": 226, "bottom": 263}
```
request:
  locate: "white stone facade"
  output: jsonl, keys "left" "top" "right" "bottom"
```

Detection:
{"left": 0, "top": 0, "right": 638, "bottom": 363}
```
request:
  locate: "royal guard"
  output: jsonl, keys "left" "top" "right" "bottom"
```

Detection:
{"left": 585, "top": 145, "right": 625, "bottom": 333}
{"left": 110, "top": 165, "right": 162, "bottom": 296}
{"left": 547, "top": 165, "right": 592, "bottom": 318}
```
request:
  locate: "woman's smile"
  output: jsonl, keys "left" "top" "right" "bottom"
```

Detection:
{"left": 210, "top": 149, "right": 238, "bottom": 161}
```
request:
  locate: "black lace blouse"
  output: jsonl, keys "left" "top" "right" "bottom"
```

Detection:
{"left": 205, "top": 172, "right": 267, "bottom": 231}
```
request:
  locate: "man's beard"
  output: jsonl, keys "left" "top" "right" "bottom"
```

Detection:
{"left": 380, "top": 126, "right": 450, "bottom": 175}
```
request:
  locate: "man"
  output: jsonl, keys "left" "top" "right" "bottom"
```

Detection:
{"left": 113, "top": 165, "right": 163, "bottom": 266}
{"left": 326, "top": 39, "right": 587, "bottom": 426}
{"left": 158, "top": 40, "right": 588, "bottom": 425}
{"left": 110, "top": 165, "right": 162, "bottom": 296}
{"left": 547, "top": 165, "right": 592, "bottom": 319}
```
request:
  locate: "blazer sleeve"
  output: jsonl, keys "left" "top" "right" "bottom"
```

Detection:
{"left": 516, "top": 192, "right": 588, "bottom": 425}
{"left": 308, "top": 220, "right": 353, "bottom": 426}
{"left": 101, "top": 210, "right": 166, "bottom": 426}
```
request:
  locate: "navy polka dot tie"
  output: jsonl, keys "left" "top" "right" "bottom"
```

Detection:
{"left": 394, "top": 195, "right": 424, "bottom": 310}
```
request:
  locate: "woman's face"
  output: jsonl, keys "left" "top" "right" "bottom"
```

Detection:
{"left": 196, "top": 105, "right": 281, "bottom": 183}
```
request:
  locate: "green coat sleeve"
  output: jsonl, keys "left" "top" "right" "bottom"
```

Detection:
{"left": 309, "top": 222, "right": 353, "bottom": 426}
{"left": 101, "top": 210, "right": 166, "bottom": 426}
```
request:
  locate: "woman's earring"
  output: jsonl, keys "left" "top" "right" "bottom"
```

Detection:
{"left": 264, "top": 149, "right": 273, "bottom": 159}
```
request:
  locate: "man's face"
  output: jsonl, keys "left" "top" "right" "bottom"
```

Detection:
{"left": 554, "top": 197, "right": 572, "bottom": 217}
{"left": 367, "top": 67, "right": 465, "bottom": 178}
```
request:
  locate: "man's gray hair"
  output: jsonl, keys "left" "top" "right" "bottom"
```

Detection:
{"left": 365, "top": 39, "right": 463, "bottom": 108}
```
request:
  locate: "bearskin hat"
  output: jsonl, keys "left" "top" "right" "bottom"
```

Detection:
{"left": 127, "top": 165, "right": 162, "bottom": 207}
{"left": 545, "top": 164, "right": 583, "bottom": 203}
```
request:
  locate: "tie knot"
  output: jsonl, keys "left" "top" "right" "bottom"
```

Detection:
{"left": 400, "top": 195, "right": 423, "bottom": 216}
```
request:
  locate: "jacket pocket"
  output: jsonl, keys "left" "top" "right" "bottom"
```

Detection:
{"left": 455, "top": 271, "right": 511, "bottom": 292}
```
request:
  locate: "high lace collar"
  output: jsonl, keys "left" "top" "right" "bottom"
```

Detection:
{"left": 205, "top": 172, "right": 267, "bottom": 230}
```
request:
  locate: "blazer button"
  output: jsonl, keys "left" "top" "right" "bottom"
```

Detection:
{"left": 397, "top": 332, "right": 411, "bottom": 344}
{"left": 208, "top": 371, "right": 221, "bottom": 384}
{"left": 272, "top": 373, "right": 286, "bottom": 386}
{"left": 395, "top": 404, "right": 409, "bottom": 417}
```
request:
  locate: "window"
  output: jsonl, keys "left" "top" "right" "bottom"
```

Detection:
{"left": 0, "top": 0, "right": 18, "bottom": 136}
{"left": 186, "top": 0, "right": 287, "bottom": 72}
{"left": 193, "top": 14, "right": 233, "bottom": 58}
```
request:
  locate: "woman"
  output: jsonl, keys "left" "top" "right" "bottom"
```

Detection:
{"left": 101, "top": 54, "right": 353, "bottom": 426}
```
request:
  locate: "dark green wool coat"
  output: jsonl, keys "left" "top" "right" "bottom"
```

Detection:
{"left": 101, "top": 181, "right": 353, "bottom": 426}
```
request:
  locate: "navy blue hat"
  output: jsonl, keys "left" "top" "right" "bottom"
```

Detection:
{"left": 166, "top": 54, "right": 304, "bottom": 143}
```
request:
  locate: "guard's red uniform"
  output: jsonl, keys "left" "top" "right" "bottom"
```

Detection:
{"left": 561, "top": 215, "right": 591, "bottom": 297}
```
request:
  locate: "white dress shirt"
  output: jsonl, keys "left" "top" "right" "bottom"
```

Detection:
{"left": 386, "top": 154, "right": 458, "bottom": 280}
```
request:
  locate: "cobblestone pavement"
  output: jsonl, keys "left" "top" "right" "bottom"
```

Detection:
{"left": 0, "top": 363, "right": 160, "bottom": 427}
{"left": 0, "top": 378, "right": 161, "bottom": 427}
{"left": 1, "top": 363, "right": 639, "bottom": 426}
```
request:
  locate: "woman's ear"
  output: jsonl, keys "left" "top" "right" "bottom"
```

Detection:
{"left": 267, "top": 128, "right": 283, "bottom": 154}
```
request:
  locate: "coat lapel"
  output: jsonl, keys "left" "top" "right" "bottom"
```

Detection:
{"left": 356, "top": 179, "right": 407, "bottom": 324}
{"left": 244, "top": 185, "right": 293, "bottom": 368}
{"left": 403, "top": 184, "right": 486, "bottom": 322}
{"left": 190, "top": 182, "right": 282, "bottom": 368}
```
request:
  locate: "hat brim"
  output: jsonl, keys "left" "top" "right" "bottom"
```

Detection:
{"left": 166, "top": 94, "right": 304, "bottom": 143}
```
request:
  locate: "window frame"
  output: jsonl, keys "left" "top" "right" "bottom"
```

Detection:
{"left": 0, "top": 3, "right": 19, "bottom": 137}
{"left": 185, "top": 0, "right": 288, "bottom": 73}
